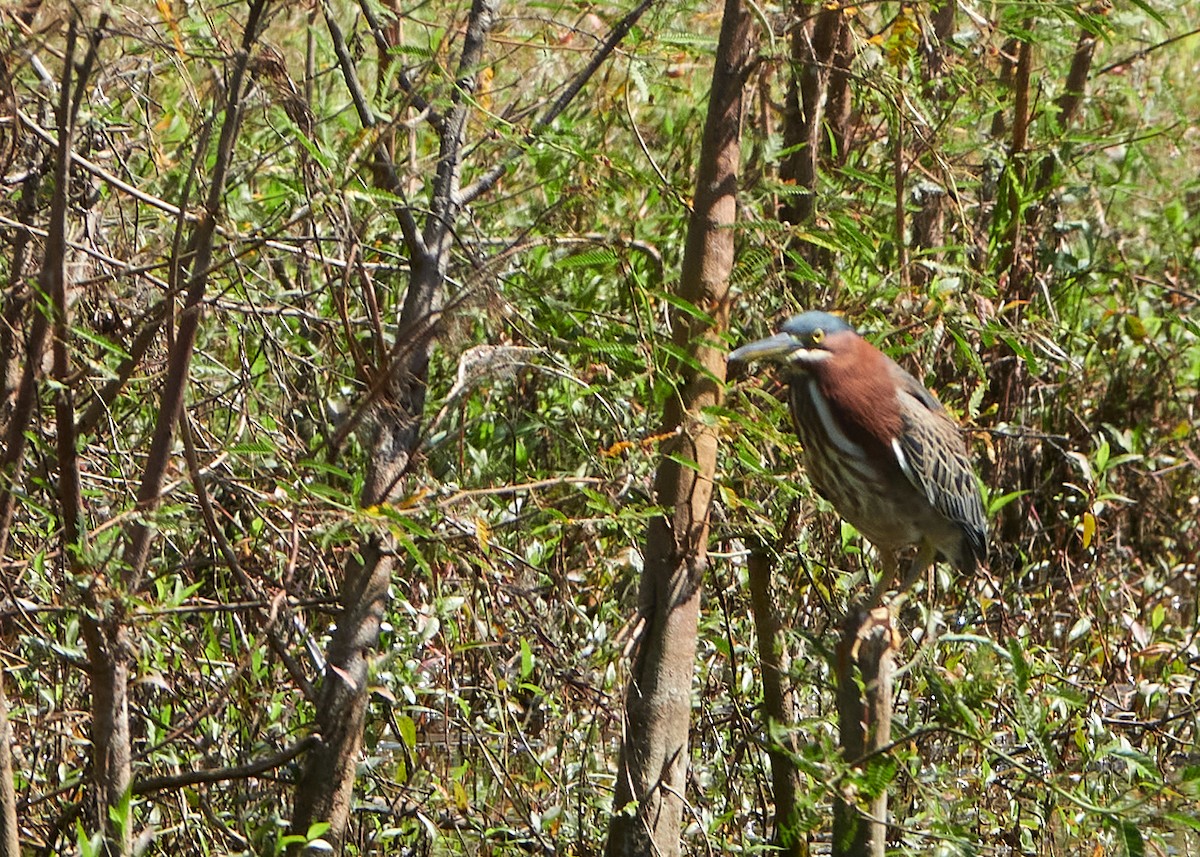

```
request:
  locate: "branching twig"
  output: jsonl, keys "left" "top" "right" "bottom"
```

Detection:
{"left": 123, "top": 0, "right": 271, "bottom": 587}
{"left": 354, "top": 0, "right": 438, "bottom": 125}
{"left": 180, "top": 413, "right": 318, "bottom": 702}
{"left": 134, "top": 737, "right": 318, "bottom": 796}
{"left": 320, "top": 0, "right": 423, "bottom": 252}
{"left": 1096, "top": 25, "right": 1200, "bottom": 75}
{"left": 459, "top": 0, "right": 660, "bottom": 206}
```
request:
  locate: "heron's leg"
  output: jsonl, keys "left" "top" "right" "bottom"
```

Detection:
{"left": 867, "top": 551, "right": 899, "bottom": 609}
{"left": 868, "top": 541, "right": 937, "bottom": 610}
{"left": 897, "top": 540, "right": 938, "bottom": 595}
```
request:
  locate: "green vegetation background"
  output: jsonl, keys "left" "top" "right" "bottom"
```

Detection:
{"left": 1, "top": 0, "right": 1198, "bottom": 854}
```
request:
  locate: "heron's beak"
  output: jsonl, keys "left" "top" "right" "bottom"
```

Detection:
{"left": 728, "top": 333, "right": 807, "bottom": 365}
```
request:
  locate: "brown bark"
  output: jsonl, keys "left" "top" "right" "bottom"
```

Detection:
{"left": 78, "top": 622, "right": 132, "bottom": 856}
{"left": 122, "top": 0, "right": 267, "bottom": 587}
{"left": 994, "top": 23, "right": 1034, "bottom": 284}
{"left": 0, "top": 671, "right": 17, "bottom": 857}
{"left": 1034, "top": 26, "right": 1099, "bottom": 196}
{"left": 288, "top": 0, "right": 499, "bottom": 843}
{"left": 1000, "top": 19, "right": 1097, "bottom": 298}
{"left": 833, "top": 609, "right": 868, "bottom": 857}
{"left": 0, "top": 149, "right": 45, "bottom": 420}
{"left": 832, "top": 607, "right": 895, "bottom": 857}
{"left": 826, "top": 15, "right": 854, "bottom": 168}
{"left": 51, "top": 19, "right": 116, "bottom": 848}
{"left": 779, "top": 0, "right": 850, "bottom": 228}
{"left": 16, "top": 16, "right": 136, "bottom": 855}
{"left": 859, "top": 616, "right": 895, "bottom": 857}
{"left": 747, "top": 547, "right": 804, "bottom": 856}
{"left": 290, "top": 536, "right": 397, "bottom": 847}
{"left": 893, "top": 110, "right": 908, "bottom": 290}
{"left": 604, "top": 1, "right": 753, "bottom": 855}
{"left": 0, "top": 297, "right": 48, "bottom": 562}
{"left": 921, "top": 0, "right": 957, "bottom": 81}
{"left": 910, "top": 181, "right": 945, "bottom": 288}
{"left": 62, "top": 8, "right": 264, "bottom": 854}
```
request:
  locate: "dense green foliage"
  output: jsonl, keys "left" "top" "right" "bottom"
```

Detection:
{"left": 1, "top": 0, "right": 1198, "bottom": 854}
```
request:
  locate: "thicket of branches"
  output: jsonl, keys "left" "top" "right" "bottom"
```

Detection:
{"left": 1, "top": 0, "right": 1197, "bottom": 854}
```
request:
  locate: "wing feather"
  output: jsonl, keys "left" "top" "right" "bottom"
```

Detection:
{"left": 889, "top": 367, "right": 988, "bottom": 566}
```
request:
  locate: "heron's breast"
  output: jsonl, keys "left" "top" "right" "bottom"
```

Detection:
{"left": 789, "top": 377, "right": 963, "bottom": 555}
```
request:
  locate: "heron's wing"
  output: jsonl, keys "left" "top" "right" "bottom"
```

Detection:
{"left": 888, "top": 366, "right": 988, "bottom": 564}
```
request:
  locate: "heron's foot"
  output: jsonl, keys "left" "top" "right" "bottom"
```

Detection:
{"left": 848, "top": 605, "right": 901, "bottom": 660}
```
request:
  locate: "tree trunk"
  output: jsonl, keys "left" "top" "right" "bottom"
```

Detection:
{"left": 289, "top": 0, "right": 659, "bottom": 844}
{"left": 604, "top": 2, "right": 754, "bottom": 855}
{"left": 747, "top": 547, "right": 805, "bottom": 856}
{"left": 0, "top": 671, "right": 18, "bottom": 857}
{"left": 859, "top": 619, "right": 894, "bottom": 857}
{"left": 289, "top": 241, "right": 443, "bottom": 856}
{"left": 779, "top": 0, "right": 850, "bottom": 229}
{"left": 833, "top": 607, "right": 895, "bottom": 857}
{"left": 289, "top": 1, "right": 497, "bottom": 846}
{"left": 290, "top": 540, "right": 397, "bottom": 846}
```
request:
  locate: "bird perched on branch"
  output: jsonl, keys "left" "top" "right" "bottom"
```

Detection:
{"left": 730, "top": 311, "right": 987, "bottom": 604}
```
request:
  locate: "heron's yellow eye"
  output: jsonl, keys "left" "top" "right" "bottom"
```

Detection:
{"left": 811, "top": 328, "right": 825, "bottom": 345}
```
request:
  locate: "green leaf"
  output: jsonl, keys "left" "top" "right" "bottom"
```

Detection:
{"left": 396, "top": 714, "right": 417, "bottom": 751}
{"left": 520, "top": 636, "right": 534, "bottom": 679}
{"left": 73, "top": 325, "right": 132, "bottom": 360}
{"left": 306, "top": 822, "right": 332, "bottom": 841}
{"left": 1164, "top": 812, "right": 1200, "bottom": 833}
{"left": 1066, "top": 615, "right": 1091, "bottom": 644}
{"left": 228, "top": 439, "right": 276, "bottom": 455}
{"left": 1008, "top": 638, "right": 1031, "bottom": 693}
{"left": 1112, "top": 818, "right": 1144, "bottom": 857}
{"left": 862, "top": 756, "right": 898, "bottom": 798}
{"left": 1123, "top": 0, "right": 1167, "bottom": 26}
{"left": 397, "top": 536, "right": 432, "bottom": 576}
{"left": 553, "top": 247, "right": 619, "bottom": 270}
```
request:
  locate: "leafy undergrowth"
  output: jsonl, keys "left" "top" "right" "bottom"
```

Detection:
{"left": 1, "top": 0, "right": 1198, "bottom": 854}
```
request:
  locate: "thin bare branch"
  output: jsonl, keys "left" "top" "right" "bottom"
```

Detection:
{"left": 133, "top": 736, "right": 318, "bottom": 796}
{"left": 354, "top": 0, "right": 439, "bottom": 126}
{"left": 423, "top": 0, "right": 500, "bottom": 254}
{"left": 180, "top": 413, "right": 317, "bottom": 702}
{"left": 123, "top": 0, "right": 272, "bottom": 587}
{"left": 319, "top": 0, "right": 423, "bottom": 252}
{"left": 50, "top": 13, "right": 108, "bottom": 553}
{"left": 460, "top": 0, "right": 659, "bottom": 205}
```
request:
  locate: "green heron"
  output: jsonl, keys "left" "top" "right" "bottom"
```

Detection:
{"left": 730, "top": 311, "right": 987, "bottom": 603}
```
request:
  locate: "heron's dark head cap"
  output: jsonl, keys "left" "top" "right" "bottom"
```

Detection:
{"left": 729, "top": 311, "right": 856, "bottom": 367}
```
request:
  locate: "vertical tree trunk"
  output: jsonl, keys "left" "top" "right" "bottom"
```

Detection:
{"left": 778, "top": 0, "right": 853, "bottom": 282}
{"left": 289, "top": 2, "right": 498, "bottom": 846}
{"left": 26, "top": 17, "right": 135, "bottom": 855}
{"left": 859, "top": 621, "right": 894, "bottom": 857}
{"left": 288, "top": 202, "right": 446, "bottom": 857}
{"left": 0, "top": 671, "right": 18, "bottom": 857}
{"left": 747, "top": 547, "right": 805, "bottom": 856}
{"left": 893, "top": 108, "right": 909, "bottom": 290}
{"left": 73, "top": 7, "right": 264, "bottom": 853}
{"left": 833, "top": 609, "right": 869, "bottom": 857}
{"left": 833, "top": 608, "right": 895, "bottom": 857}
{"left": 290, "top": 540, "right": 397, "bottom": 845}
{"left": 994, "top": 23, "right": 1034, "bottom": 285}
{"left": 779, "top": 0, "right": 851, "bottom": 229}
{"left": 911, "top": 0, "right": 957, "bottom": 289}
{"left": 921, "top": 0, "right": 956, "bottom": 81}
{"left": 604, "top": 2, "right": 755, "bottom": 855}
{"left": 290, "top": 0, "right": 656, "bottom": 845}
